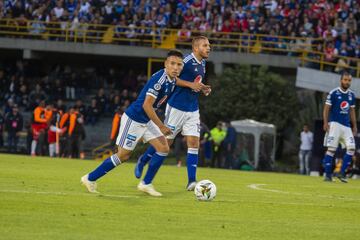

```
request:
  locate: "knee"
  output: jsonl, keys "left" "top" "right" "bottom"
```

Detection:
{"left": 116, "top": 147, "right": 130, "bottom": 162}
{"left": 187, "top": 138, "right": 199, "bottom": 149}
{"left": 326, "top": 148, "right": 336, "bottom": 156}
{"left": 156, "top": 144, "right": 170, "bottom": 154}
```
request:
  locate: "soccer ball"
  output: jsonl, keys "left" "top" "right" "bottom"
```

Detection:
{"left": 194, "top": 180, "right": 216, "bottom": 201}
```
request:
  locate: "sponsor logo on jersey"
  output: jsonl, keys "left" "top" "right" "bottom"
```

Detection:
{"left": 126, "top": 134, "right": 137, "bottom": 141}
{"left": 166, "top": 124, "right": 176, "bottom": 131}
{"left": 340, "top": 101, "right": 350, "bottom": 114}
{"left": 157, "top": 96, "right": 168, "bottom": 108}
{"left": 194, "top": 75, "right": 202, "bottom": 83}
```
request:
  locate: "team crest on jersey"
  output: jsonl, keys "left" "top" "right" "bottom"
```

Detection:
{"left": 126, "top": 140, "right": 133, "bottom": 147}
{"left": 154, "top": 83, "right": 161, "bottom": 91}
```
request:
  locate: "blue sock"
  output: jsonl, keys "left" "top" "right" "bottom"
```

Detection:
{"left": 139, "top": 145, "right": 156, "bottom": 166}
{"left": 322, "top": 153, "right": 334, "bottom": 179}
{"left": 341, "top": 152, "right": 353, "bottom": 175}
{"left": 187, "top": 148, "right": 198, "bottom": 183}
{"left": 88, "top": 154, "right": 121, "bottom": 181}
{"left": 143, "top": 152, "right": 167, "bottom": 185}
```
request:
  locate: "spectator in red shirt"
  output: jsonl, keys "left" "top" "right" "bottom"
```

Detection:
{"left": 191, "top": 0, "right": 202, "bottom": 14}
{"left": 183, "top": 9, "right": 194, "bottom": 24}
{"left": 177, "top": 23, "right": 191, "bottom": 42}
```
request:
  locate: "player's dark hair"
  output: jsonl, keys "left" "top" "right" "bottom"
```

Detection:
{"left": 340, "top": 71, "right": 351, "bottom": 80}
{"left": 192, "top": 36, "right": 208, "bottom": 46}
{"left": 167, "top": 49, "right": 183, "bottom": 59}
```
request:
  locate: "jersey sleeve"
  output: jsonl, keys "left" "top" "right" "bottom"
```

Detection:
{"left": 325, "top": 92, "right": 333, "bottom": 105}
{"left": 351, "top": 92, "right": 356, "bottom": 107}
{"left": 146, "top": 76, "right": 163, "bottom": 99}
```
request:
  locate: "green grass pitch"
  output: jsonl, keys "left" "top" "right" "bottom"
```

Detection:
{"left": 1, "top": 154, "right": 360, "bottom": 240}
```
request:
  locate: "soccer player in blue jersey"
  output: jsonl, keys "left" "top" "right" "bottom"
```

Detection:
{"left": 135, "top": 36, "right": 211, "bottom": 191}
{"left": 322, "top": 72, "right": 357, "bottom": 183}
{"left": 81, "top": 50, "right": 207, "bottom": 196}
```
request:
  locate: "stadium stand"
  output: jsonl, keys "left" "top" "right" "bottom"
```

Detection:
{"left": 0, "top": 0, "right": 358, "bottom": 75}
{"left": 0, "top": 0, "right": 359, "bottom": 162}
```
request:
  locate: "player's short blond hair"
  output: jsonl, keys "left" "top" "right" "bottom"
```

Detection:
{"left": 192, "top": 36, "right": 208, "bottom": 48}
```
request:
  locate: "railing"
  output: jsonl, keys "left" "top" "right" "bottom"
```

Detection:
{"left": 91, "top": 142, "right": 113, "bottom": 160}
{"left": 0, "top": 18, "right": 359, "bottom": 76}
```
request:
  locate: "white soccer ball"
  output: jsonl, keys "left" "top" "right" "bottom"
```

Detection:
{"left": 194, "top": 180, "right": 217, "bottom": 201}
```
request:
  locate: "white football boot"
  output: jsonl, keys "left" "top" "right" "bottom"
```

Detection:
{"left": 81, "top": 174, "right": 99, "bottom": 193}
{"left": 186, "top": 181, "right": 197, "bottom": 191}
{"left": 137, "top": 181, "right": 162, "bottom": 197}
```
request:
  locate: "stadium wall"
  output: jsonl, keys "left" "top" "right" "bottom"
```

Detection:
{"left": 296, "top": 67, "right": 360, "bottom": 95}
{"left": 0, "top": 38, "right": 299, "bottom": 75}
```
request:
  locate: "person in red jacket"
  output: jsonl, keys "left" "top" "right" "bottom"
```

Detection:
{"left": 31, "top": 101, "right": 48, "bottom": 156}
{"left": 110, "top": 106, "right": 123, "bottom": 146}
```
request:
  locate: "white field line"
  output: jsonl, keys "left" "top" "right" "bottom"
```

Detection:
{"left": 248, "top": 183, "right": 360, "bottom": 202}
{"left": 0, "top": 189, "right": 141, "bottom": 199}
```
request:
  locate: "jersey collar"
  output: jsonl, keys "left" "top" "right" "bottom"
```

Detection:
{"left": 191, "top": 53, "right": 202, "bottom": 64}
{"left": 338, "top": 87, "right": 349, "bottom": 94}
{"left": 164, "top": 70, "right": 175, "bottom": 83}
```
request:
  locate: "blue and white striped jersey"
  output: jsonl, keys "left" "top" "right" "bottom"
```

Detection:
{"left": 326, "top": 87, "right": 356, "bottom": 127}
{"left": 125, "top": 69, "right": 176, "bottom": 124}
{"left": 167, "top": 53, "right": 206, "bottom": 112}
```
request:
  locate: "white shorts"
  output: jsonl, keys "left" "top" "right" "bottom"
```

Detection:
{"left": 323, "top": 121, "right": 355, "bottom": 149}
{"left": 164, "top": 104, "right": 200, "bottom": 139}
{"left": 115, "top": 113, "right": 163, "bottom": 150}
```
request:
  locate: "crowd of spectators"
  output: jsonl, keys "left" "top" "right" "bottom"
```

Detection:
{"left": 0, "top": 0, "right": 360, "bottom": 54}
{"left": 0, "top": 0, "right": 359, "bottom": 73}
{"left": 0, "top": 59, "right": 147, "bottom": 125}
{"left": 0, "top": 59, "right": 149, "bottom": 156}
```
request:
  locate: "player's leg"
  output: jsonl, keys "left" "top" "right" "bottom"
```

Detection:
{"left": 298, "top": 150, "right": 305, "bottom": 174}
{"left": 49, "top": 143, "right": 55, "bottom": 157}
{"left": 304, "top": 150, "right": 311, "bottom": 175}
{"left": 138, "top": 122, "right": 170, "bottom": 196}
{"left": 182, "top": 111, "right": 201, "bottom": 190}
{"left": 322, "top": 122, "right": 340, "bottom": 181}
{"left": 31, "top": 124, "right": 39, "bottom": 156}
{"left": 134, "top": 104, "right": 182, "bottom": 178}
{"left": 81, "top": 114, "right": 142, "bottom": 193}
{"left": 338, "top": 127, "right": 356, "bottom": 183}
{"left": 185, "top": 135, "right": 200, "bottom": 190}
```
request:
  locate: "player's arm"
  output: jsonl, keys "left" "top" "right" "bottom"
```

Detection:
{"left": 110, "top": 114, "right": 120, "bottom": 140}
{"left": 142, "top": 96, "right": 172, "bottom": 136}
{"left": 68, "top": 113, "right": 76, "bottom": 136}
{"left": 323, "top": 93, "right": 333, "bottom": 132}
{"left": 201, "top": 87, "right": 212, "bottom": 96}
{"left": 34, "top": 108, "right": 47, "bottom": 123}
{"left": 350, "top": 106, "right": 357, "bottom": 134}
{"left": 175, "top": 77, "right": 210, "bottom": 92}
{"left": 323, "top": 104, "right": 331, "bottom": 132}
